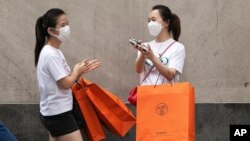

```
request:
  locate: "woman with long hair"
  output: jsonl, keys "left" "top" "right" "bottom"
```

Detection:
{"left": 135, "top": 5, "right": 185, "bottom": 85}
{"left": 35, "top": 8, "right": 101, "bottom": 141}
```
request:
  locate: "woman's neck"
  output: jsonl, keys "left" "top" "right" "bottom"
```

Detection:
{"left": 155, "top": 29, "right": 171, "bottom": 43}
{"left": 47, "top": 37, "right": 61, "bottom": 49}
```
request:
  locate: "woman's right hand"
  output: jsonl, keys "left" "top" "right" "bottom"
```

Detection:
{"left": 132, "top": 40, "right": 143, "bottom": 51}
{"left": 135, "top": 44, "right": 148, "bottom": 54}
{"left": 57, "top": 59, "right": 101, "bottom": 89}
{"left": 74, "top": 59, "right": 101, "bottom": 76}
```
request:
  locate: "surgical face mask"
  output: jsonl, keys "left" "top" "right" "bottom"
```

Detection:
{"left": 147, "top": 21, "right": 162, "bottom": 37}
{"left": 55, "top": 25, "right": 71, "bottom": 42}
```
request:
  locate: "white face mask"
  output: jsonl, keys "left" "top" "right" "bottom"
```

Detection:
{"left": 55, "top": 25, "right": 71, "bottom": 42}
{"left": 147, "top": 21, "right": 162, "bottom": 37}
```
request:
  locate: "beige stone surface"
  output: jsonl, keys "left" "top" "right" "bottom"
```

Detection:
{"left": 0, "top": 0, "right": 249, "bottom": 103}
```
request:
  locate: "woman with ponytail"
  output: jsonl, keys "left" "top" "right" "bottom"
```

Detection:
{"left": 35, "top": 8, "right": 101, "bottom": 141}
{"left": 134, "top": 5, "right": 185, "bottom": 85}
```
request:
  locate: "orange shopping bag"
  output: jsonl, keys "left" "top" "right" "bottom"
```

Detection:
{"left": 72, "top": 81, "right": 106, "bottom": 141}
{"left": 136, "top": 82, "right": 195, "bottom": 141}
{"left": 79, "top": 78, "right": 136, "bottom": 137}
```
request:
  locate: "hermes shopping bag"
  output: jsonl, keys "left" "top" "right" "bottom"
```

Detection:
{"left": 136, "top": 82, "right": 195, "bottom": 141}
{"left": 72, "top": 81, "right": 106, "bottom": 141}
{"left": 80, "top": 78, "right": 136, "bottom": 137}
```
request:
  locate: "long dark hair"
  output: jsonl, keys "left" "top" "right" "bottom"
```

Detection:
{"left": 35, "top": 8, "right": 65, "bottom": 66}
{"left": 152, "top": 5, "right": 181, "bottom": 41}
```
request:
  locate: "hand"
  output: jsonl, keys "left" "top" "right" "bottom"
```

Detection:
{"left": 133, "top": 40, "right": 142, "bottom": 50}
{"left": 136, "top": 44, "right": 148, "bottom": 53}
{"left": 141, "top": 44, "right": 156, "bottom": 61}
{"left": 83, "top": 59, "right": 101, "bottom": 73}
{"left": 73, "top": 59, "right": 101, "bottom": 76}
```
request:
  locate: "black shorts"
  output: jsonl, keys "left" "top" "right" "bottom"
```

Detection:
{"left": 40, "top": 110, "right": 79, "bottom": 137}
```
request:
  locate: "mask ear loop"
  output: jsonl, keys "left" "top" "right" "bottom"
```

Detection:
{"left": 47, "top": 27, "right": 60, "bottom": 39}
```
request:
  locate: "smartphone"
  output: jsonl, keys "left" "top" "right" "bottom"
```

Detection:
{"left": 129, "top": 38, "right": 141, "bottom": 46}
{"left": 129, "top": 38, "right": 148, "bottom": 52}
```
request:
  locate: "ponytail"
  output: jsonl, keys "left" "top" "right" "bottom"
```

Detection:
{"left": 170, "top": 13, "right": 181, "bottom": 41}
{"left": 152, "top": 5, "right": 181, "bottom": 41}
{"left": 34, "top": 8, "right": 65, "bottom": 67}
{"left": 35, "top": 16, "right": 46, "bottom": 66}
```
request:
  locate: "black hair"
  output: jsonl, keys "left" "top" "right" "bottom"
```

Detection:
{"left": 152, "top": 5, "right": 181, "bottom": 41}
{"left": 35, "top": 8, "right": 65, "bottom": 66}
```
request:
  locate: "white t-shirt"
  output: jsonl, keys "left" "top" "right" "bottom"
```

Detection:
{"left": 37, "top": 45, "right": 72, "bottom": 116}
{"left": 137, "top": 38, "right": 186, "bottom": 85}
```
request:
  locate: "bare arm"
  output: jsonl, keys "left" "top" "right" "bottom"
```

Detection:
{"left": 57, "top": 69, "right": 81, "bottom": 89}
{"left": 57, "top": 59, "right": 101, "bottom": 89}
{"left": 151, "top": 56, "right": 176, "bottom": 81}
{"left": 142, "top": 46, "right": 176, "bottom": 81}
{"left": 135, "top": 53, "right": 145, "bottom": 73}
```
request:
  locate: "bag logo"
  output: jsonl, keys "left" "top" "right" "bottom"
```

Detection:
{"left": 156, "top": 103, "right": 168, "bottom": 116}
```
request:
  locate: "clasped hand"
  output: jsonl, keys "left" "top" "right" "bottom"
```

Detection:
{"left": 134, "top": 44, "right": 156, "bottom": 61}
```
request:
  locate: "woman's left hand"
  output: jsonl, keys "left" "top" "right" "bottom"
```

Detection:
{"left": 142, "top": 44, "right": 156, "bottom": 61}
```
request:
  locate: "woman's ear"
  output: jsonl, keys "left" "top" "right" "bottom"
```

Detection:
{"left": 163, "top": 20, "right": 170, "bottom": 28}
{"left": 47, "top": 27, "right": 57, "bottom": 36}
